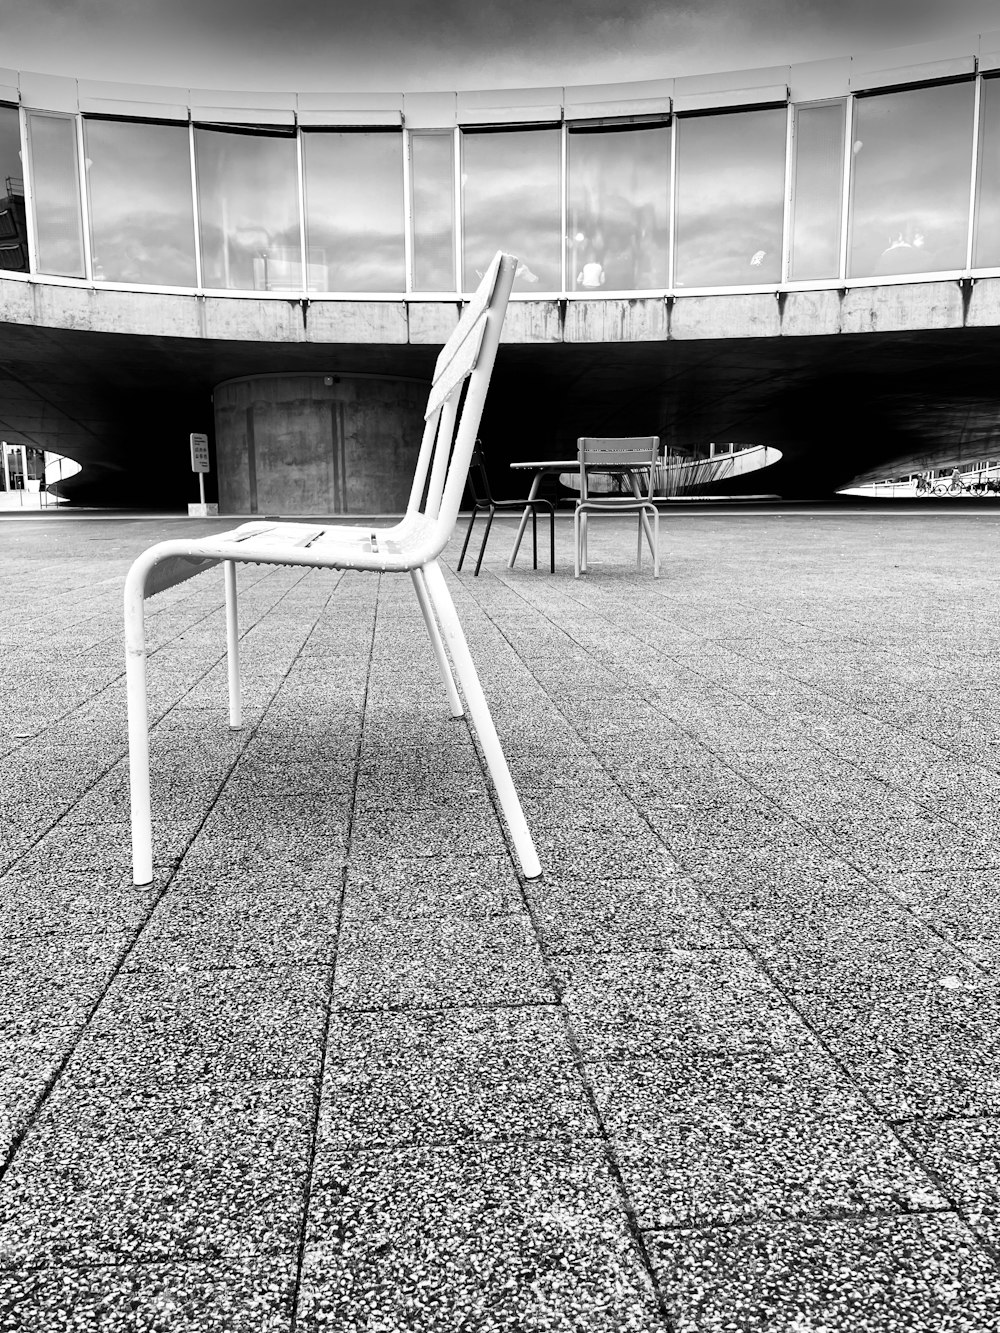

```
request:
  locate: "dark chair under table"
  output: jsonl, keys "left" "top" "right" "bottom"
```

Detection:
{"left": 457, "top": 444, "right": 556, "bottom": 576}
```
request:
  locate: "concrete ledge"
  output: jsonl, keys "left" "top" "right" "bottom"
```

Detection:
{"left": 779, "top": 289, "right": 844, "bottom": 337}
{"left": 408, "top": 302, "right": 460, "bottom": 345}
{"left": 305, "top": 301, "right": 408, "bottom": 345}
{"left": 671, "top": 293, "right": 782, "bottom": 340}
{"left": 500, "top": 301, "right": 563, "bottom": 343}
{"left": 564, "top": 299, "right": 669, "bottom": 343}
{"left": 840, "top": 281, "right": 963, "bottom": 334}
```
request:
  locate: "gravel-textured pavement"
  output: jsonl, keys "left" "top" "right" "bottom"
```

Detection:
{"left": 2, "top": 505, "right": 1000, "bottom": 1331}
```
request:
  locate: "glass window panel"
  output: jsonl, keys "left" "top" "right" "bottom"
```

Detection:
{"left": 410, "top": 131, "right": 455, "bottom": 291}
{"left": 195, "top": 127, "right": 300, "bottom": 290}
{"left": 302, "top": 131, "right": 404, "bottom": 292}
{"left": 567, "top": 123, "right": 669, "bottom": 291}
{"left": 849, "top": 80, "right": 974, "bottom": 278}
{"left": 462, "top": 127, "right": 561, "bottom": 292}
{"left": 84, "top": 118, "right": 196, "bottom": 286}
{"left": 974, "top": 76, "right": 1000, "bottom": 268}
{"left": 789, "top": 101, "right": 845, "bottom": 281}
{"left": 674, "top": 106, "right": 786, "bottom": 287}
{"left": 0, "top": 105, "right": 27, "bottom": 272}
{"left": 26, "top": 112, "right": 84, "bottom": 277}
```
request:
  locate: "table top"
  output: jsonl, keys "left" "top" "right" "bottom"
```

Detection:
{"left": 509, "top": 460, "right": 577, "bottom": 471}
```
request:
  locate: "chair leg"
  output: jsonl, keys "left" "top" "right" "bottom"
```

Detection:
{"left": 474, "top": 506, "right": 495, "bottom": 577}
{"left": 421, "top": 560, "right": 542, "bottom": 879}
{"left": 456, "top": 506, "right": 479, "bottom": 571}
{"left": 652, "top": 509, "right": 660, "bottom": 578}
{"left": 411, "top": 567, "right": 463, "bottom": 718}
{"left": 224, "top": 560, "right": 242, "bottom": 730}
{"left": 548, "top": 506, "right": 555, "bottom": 573}
{"left": 124, "top": 559, "right": 154, "bottom": 886}
{"left": 531, "top": 508, "right": 537, "bottom": 569}
{"left": 573, "top": 509, "right": 582, "bottom": 578}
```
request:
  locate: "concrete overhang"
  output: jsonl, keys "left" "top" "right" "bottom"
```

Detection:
{"left": 2, "top": 275, "right": 1000, "bottom": 503}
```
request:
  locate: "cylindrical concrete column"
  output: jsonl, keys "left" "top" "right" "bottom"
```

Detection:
{"left": 214, "top": 372, "right": 428, "bottom": 516}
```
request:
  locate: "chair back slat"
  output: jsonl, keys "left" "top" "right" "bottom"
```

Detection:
{"left": 407, "top": 251, "right": 516, "bottom": 539}
{"left": 424, "top": 315, "right": 487, "bottom": 420}
{"left": 432, "top": 250, "right": 504, "bottom": 383}
{"left": 578, "top": 436, "right": 659, "bottom": 502}
{"left": 578, "top": 437, "right": 659, "bottom": 468}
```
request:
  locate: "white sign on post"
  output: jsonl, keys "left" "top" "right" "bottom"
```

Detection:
{"left": 187, "top": 433, "right": 218, "bottom": 516}
{"left": 190, "top": 432, "right": 210, "bottom": 473}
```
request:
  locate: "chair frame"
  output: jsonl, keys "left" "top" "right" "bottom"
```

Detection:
{"left": 457, "top": 443, "right": 555, "bottom": 576}
{"left": 573, "top": 435, "right": 660, "bottom": 578}
{"left": 123, "top": 252, "right": 541, "bottom": 885}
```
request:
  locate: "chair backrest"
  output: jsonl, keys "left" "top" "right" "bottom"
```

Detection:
{"left": 466, "top": 443, "right": 495, "bottom": 507}
{"left": 577, "top": 436, "right": 660, "bottom": 500}
{"left": 406, "top": 252, "right": 517, "bottom": 546}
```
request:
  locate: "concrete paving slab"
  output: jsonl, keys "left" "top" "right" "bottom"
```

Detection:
{"left": 67, "top": 967, "right": 329, "bottom": 1086}
{"left": 0, "top": 1079, "right": 314, "bottom": 1266}
{"left": 526, "top": 875, "right": 734, "bottom": 952}
{"left": 796, "top": 979, "right": 1000, "bottom": 1119}
{"left": 0, "top": 1255, "right": 298, "bottom": 1332}
{"left": 334, "top": 912, "right": 552, "bottom": 1010}
{"left": 301, "top": 1141, "right": 663, "bottom": 1332}
{"left": 556, "top": 950, "right": 812, "bottom": 1062}
{"left": 321, "top": 1007, "right": 595, "bottom": 1148}
{"left": 646, "top": 1215, "right": 1000, "bottom": 1333}
{"left": 344, "top": 856, "right": 522, "bottom": 917}
{"left": 127, "top": 883, "right": 341, "bottom": 970}
{"left": 591, "top": 1048, "right": 946, "bottom": 1228}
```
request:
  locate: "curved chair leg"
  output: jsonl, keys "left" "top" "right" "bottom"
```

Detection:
{"left": 124, "top": 558, "right": 154, "bottom": 886}
{"left": 473, "top": 506, "right": 496, "bottom": 577}
{"left": 224, "top": 560, "right": 242, "bottom": 730}
{"left": 422, "top": 560, "right": 541, "bottom": 879}
{"left": 411, "top": 567, "right": 463, "bottom": 716}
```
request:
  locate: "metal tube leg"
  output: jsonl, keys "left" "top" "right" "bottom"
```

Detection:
{"left": 411, "top": 567, "right": 463, "bottom": 718}
{"left": 124, "top": 564, "right": 154, "bottom": 886}
{"left": 422, "top": 560, "right": 541, "bottom": 879}
{"left": 508, "top": 473, "right": 542, "bottom": 568}
{"left": 531, "top": 509, "right": 537, "bottom": 569}
{"left": 474, "top": 508, "right": 495, "bottom": 577}
{"left": 573, "top": 509, "right": 582, "bottom": 578}
{"left": 224, "top": 560, "right": 242, "bottom": 730}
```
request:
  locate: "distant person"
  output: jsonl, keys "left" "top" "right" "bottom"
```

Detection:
{"left": 577, "top": 255, "right": 606, "bottom": 290}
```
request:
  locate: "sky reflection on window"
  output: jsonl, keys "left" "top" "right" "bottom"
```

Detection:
{"left": 567, "top": 123, "right": 669, "bottom": 291}
{"left": 196, "top": 127, "right": 300, "bottom": 290}
{"left": 674, "top": 106, "right": 786, "bottom": 287}
{"left": 462, "top": 128, "right": 561, "bottom": 291}
{"left": 974, "top": 76, "right": 1000, "bottom": 268}
{"left": 411, "top": 132, "right": 455, "bottom": 291}
{"left": 849, "top": 81, "right": 974, "bottom": 278}
{"left": 85, "top": 118, "right": 196, "bottom": 287}
{"left": 27, "top": 113, "right": 85, "bottom": 278}
{"left": 303, "top": 131, "right": 404, "bottom": 292}
{"left": 789, "top": 102, "right": 844, "bottom": 281}
{"left": 0, "top": 106, "right": 27, "bottom": 273}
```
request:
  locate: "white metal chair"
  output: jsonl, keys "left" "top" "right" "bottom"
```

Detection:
{"left": 573, "top": 436, "right": 660, "bottom": 578}
{"left": 124, "top": 251, "right": 541, "bottom": 884}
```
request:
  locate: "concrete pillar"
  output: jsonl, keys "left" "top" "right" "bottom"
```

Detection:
{"left": 213, "top": 372, "right": 428, "bottom": 516}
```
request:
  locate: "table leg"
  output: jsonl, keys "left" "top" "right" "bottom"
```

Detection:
{"left": 509, "top": 471, "right": 543, "bottom": 568}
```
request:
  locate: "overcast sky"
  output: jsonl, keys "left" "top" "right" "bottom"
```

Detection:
{"left": 2, "top": 0, "right": 998, "bottom": 93}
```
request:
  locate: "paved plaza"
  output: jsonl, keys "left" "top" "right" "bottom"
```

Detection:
{"left": 3, "top": 505, "right": 1000, "bottom": 1330}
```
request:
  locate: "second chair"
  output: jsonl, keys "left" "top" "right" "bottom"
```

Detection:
{"left": 574, "top": 436, "right": 661, "bottom": 578}
{"left": 457, "top": 443, "right": 556, "bottom": 576}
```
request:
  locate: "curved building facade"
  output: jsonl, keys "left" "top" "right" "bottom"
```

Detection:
{"left": 2, "top": 33, "right": 1000, "bottom": 505}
